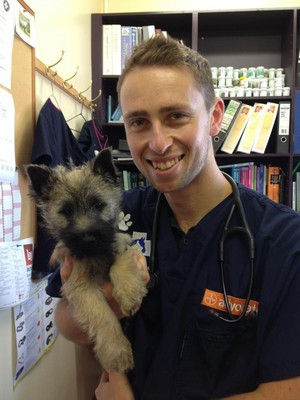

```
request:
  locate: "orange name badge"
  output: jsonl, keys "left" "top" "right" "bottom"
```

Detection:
{"left": 201, "top": 288, "right": 259, "bottom": 316}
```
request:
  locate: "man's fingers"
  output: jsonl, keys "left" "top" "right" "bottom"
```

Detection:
{"left": 60, "top": 255, "right": 74, "bottom": 283}
{"left": 132, "top": 248, "right": 150, "bottom": 284}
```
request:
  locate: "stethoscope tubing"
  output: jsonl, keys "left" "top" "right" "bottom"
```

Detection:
{"left": 148, "top": 172, "right": 255, "bottom": 323}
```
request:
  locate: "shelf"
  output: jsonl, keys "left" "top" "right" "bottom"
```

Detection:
{"left": 91, "top": 8, "right": 300, "bottom": 207}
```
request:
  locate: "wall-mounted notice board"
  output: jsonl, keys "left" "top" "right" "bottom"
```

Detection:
{"left": 3, "top": 0, "right": 36, "bottom": 240}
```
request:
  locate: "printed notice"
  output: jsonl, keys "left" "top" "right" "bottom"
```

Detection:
{"left": 0, "top": 88, "right": 16, "bottom": 182}
{"left": 0, "top": 0, "right": 15, "bottom": 89}
{"left": 15, "top": 1, "right": 36, "bottom": 48}
{"left": 13, "top": 280, "right": 59, "bottom": 386}
{"left": 0, "top": 237, "right": 34, "bottom": 309}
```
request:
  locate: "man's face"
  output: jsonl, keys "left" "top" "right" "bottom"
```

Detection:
{"left": 120, "top": 66, "right": 217, "bottom": 194}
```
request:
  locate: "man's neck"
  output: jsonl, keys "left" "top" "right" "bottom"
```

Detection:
{"left": 164, "top": 171, "right": 232, "bottom": 234}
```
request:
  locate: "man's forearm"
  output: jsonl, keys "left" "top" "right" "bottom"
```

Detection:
{"left": 55, "top": 298, "right": 92, "bottom": 345}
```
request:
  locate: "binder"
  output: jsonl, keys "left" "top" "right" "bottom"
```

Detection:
{"left": 276, "top": 101, "right": 290, "bottom": 153}
{"left": 252, "top": 102, "right": 279, "bottom": 154}
{"left": 221, "top": 104, "right": 253, "bottom": 154}
{"left": 237, "top": 103, "right": 266, "bottom": 154}
{"left": 213, "top": 99, "right": 242, "bottom": 153}
{"left": 294, "top": 90, "right": 300, "bottom": 153}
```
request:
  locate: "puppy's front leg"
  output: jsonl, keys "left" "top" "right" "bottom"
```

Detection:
{"left": 62, "top": 261, "right": 134, "bottom": 372}
{"left": 110, "top": 247, "right": 148, "bottom": 316}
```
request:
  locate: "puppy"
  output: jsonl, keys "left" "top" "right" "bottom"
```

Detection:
{"left": 25, "top": 149, "right": 148, "bottom": 372}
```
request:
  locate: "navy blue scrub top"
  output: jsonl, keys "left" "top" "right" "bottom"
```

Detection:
{"left": 47, "top": 184, "right": 300, "bottom": 400}
{"left": 31, "top": 98, "right": 90, "bottom": 278}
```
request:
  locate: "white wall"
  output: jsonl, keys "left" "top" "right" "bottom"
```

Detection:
{"left": 105, "top": 0, "right": 300, "bottom": 12}
{"left": 0, "top": 2, "right": 103, "bottom": 400}
{"left": 29, "top": 0, "right": 104, "bottom": 133}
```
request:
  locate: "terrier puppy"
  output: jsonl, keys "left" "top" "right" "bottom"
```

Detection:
{"left": 25, "top": 149, "right": 148, "bottom": 372}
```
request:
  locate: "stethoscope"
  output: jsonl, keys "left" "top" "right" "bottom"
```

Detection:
{"left": 147, "top": 171, "right": 255, "bottom": 323}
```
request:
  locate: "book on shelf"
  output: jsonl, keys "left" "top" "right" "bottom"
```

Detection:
{"left": 296, "top": 48, "right": 300, "bottom": 87}
{"left": 219, "top": 161, "right": 254, "bottom": 170}
{"left": 107, "top": 95, "right": 119, "bottom": 122}
{"left": 107, "top": 95, "right": 112, "bottom": 121}
{"left": 107, "top": 97, "right": 123, "bottom": 123}
{"left": 102, "top": 25, "right": 113, "bottom": 75}
{"left": 213, "top": 99, "right": 242, "bottom": 153}
{"left": 252, "top": 102, "right": 279, "bottom": 154}
{"left": 267, "top": 166, "right": 284, "bottom": 203}
{"left": 275, "top": 101, "right": 290, "bottom": 154}
{"left": 130, "top": 26, "right": 138, "bottom": 48}
{"left": 236, "top": 103, "right": 266, "bottom": 154}
{"left": 142, "top": 25, "right": 155, "bottom": 41}
{"left": 121, "top": 170, "right": 147, "bottom": 190}
{"left": 220, "top": 104, "right": 253, "bottom": 154}
{"left": 292, "top": 161, "right": 300, "bottom": 211}
{"left": 112, "top": 24, "right": 122, "bottom": 75}
{"left": 102, "top": 24, "right": 172, "bottom": 76}
{"left": 220, "top": 162, "right": 268, "bottom": 195}
{"left": 296, "top": 172, "right": 300, "bottom": 211}
{"left": 121, "top": 26, "right": 132, "bottom": 71}
{"left": 122, "top": 170, "right": 130, "bottom": 191}
{"left": 111, "top": 104, "right": 122, "bottom": 121}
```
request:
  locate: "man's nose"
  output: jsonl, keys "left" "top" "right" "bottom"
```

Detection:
{"left": 148, "top": 123, "right": 172, "bottom": 154}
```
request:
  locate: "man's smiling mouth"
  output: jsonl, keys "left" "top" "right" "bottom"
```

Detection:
{"left": 150, "top": 156, "right": 183, "bottom": 171}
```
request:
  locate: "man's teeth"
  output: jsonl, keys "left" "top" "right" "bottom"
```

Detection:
{"left": 152, "top": 157, "right": 181, "bottom": 171}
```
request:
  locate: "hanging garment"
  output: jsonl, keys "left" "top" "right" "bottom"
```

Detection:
{"left": 77, "top": 118, "right": 108, "bottom": 159}
{"left": 30, "top": 98, "right": 89, "bottom": 278}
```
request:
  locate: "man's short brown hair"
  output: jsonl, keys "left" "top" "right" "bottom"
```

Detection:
{"left": 117, "top": 34, "right": 215, "bottom": 112}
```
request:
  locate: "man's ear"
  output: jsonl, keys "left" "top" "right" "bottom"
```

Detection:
{"left": 209, "top": 97, "right": 225, "bottom": 138}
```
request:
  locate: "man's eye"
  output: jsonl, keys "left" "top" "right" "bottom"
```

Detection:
{"left": 131, "top": 119, "right": 145, "bottom": 127}
{"left": 170, "top": 113, "right": 185, "bottom": 120}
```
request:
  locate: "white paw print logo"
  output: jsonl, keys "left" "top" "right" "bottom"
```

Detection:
{"left": 118, "top": 211, "right": 133, "bottom": 231}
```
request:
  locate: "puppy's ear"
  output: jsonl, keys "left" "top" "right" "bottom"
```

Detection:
{"left": 92, "top": 149, "right": 121, "bottom": 184}
{"left": 24, "top": 164, "right": 55, "bottom": 200}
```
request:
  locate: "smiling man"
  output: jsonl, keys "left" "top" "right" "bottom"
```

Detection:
{"left": 51, "top": 35, "right": 300, "bottom": 400}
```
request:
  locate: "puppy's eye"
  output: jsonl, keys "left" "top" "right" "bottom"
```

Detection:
{"left": 90, "top": 199, "right": 105, "bottom": 212}
{"left": 59, "top": 203, "right": 74, "bottom": 217}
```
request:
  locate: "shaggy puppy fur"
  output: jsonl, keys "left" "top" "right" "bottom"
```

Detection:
{"left": 25, "top": 149, "right": 148, "bottom": 372}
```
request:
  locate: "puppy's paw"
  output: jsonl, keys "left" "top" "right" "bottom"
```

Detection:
{"left": 110, "top": 247, "right": 149, "bottom": 316}
{"left": 117, "top": 284, "right": 148, "bottom": 317}
{"left": 96, "top": 335, "right": 134, "bottom": 373}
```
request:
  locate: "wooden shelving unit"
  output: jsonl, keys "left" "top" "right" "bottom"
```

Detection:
{"left": 91, "top": 9, "right": 300, "bottom": 207}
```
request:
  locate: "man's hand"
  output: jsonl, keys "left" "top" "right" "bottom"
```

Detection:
{"left": 55, "top": 248, "right": 150, "bottom": 342}
{"left": 60, "top": 248, "right": 149, "bottom": 319}
{"left": 95, "top": 370, "right": 134, "bottom": 400}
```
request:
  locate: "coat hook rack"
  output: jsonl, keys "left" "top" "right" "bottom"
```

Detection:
{"left": 46, "top": 50, "right": 65, "bottom": 76}
{"left": 89, "top": 89, "right": 102, "bottom": 109}
{"left": 78, "top": 80, "right": 92, "bottom": 101}
{"left": 63, "top": 66, "right": 79, "bottom": 89}
{"left": 35, "top": 57, "right": 95, "bottom": 109}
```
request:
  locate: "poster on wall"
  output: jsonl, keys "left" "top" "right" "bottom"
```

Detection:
{"left": 0, "top": 0, "right": 15, "bottom": 89}
{"left": 13, "top": 279, "right": 59, "bottom": 387}
{"left": 0, "top": 237, "right": 33, "bottom": 309}
{"left": 15, "top": 1, "right": 36, "bottom": 48}
{"left": 0, "top": 88, "right": 16, "bottom": 183}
